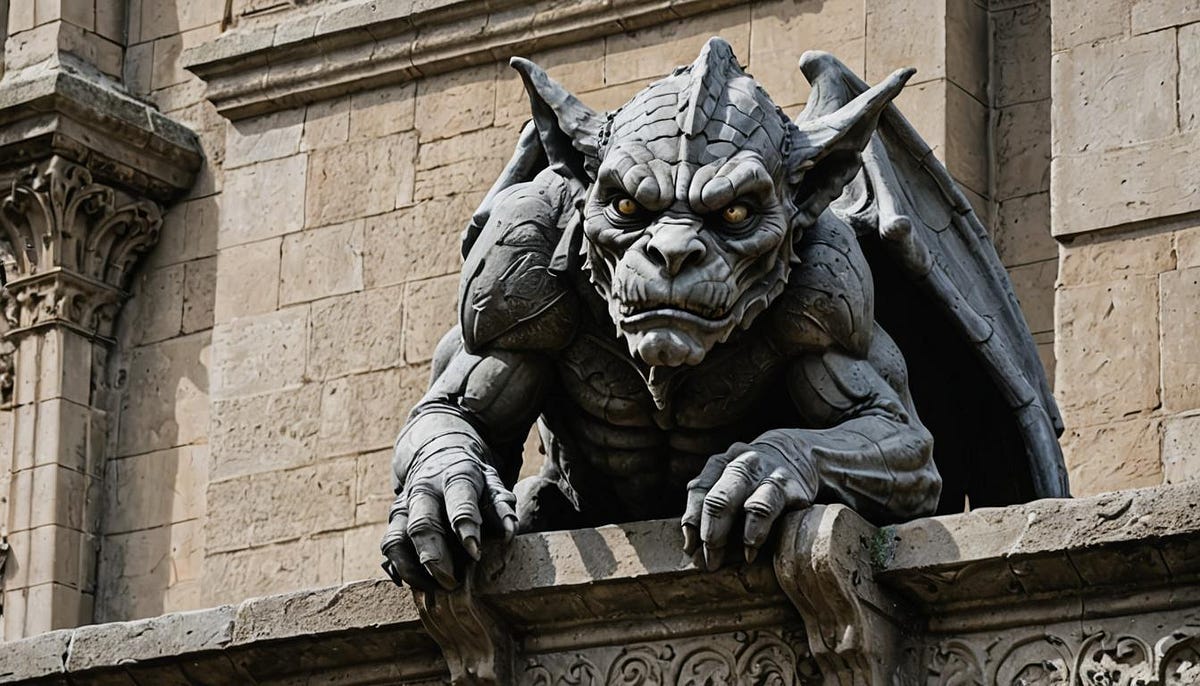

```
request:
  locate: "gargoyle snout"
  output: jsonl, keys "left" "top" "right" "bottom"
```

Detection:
{"left": 645, "top": 218, "right": 707, "bottom": 277}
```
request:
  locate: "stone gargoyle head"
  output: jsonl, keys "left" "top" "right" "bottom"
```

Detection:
{"left": 512, "top": 37, "right": 911, "bottom": 369}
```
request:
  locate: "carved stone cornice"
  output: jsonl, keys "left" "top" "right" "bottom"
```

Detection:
{"left": 0, "top": 156, "right": 163, "bottom": 340}
{"left": 183, "top": 0, "right": 746, "bottom": 120}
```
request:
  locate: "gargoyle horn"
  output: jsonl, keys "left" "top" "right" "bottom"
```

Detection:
{"left": 511, "top": 57, "right": 604, "bottom": 182}
{"left": 786, "top": 66, "right": 914, "bottom": 226}
{"left": 678, "top": 36, "right": 747, "bottom": 137}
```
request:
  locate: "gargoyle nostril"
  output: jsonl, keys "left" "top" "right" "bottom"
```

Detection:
{"left": 646, "top": 231, "right": 707, "bottom": 277}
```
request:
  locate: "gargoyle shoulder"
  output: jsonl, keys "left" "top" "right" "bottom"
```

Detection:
{"left": 459, "top": 169, "right": 580, "bottom": 354}
{"left": 768, "top": 211, "right": 874, "bottom": 357}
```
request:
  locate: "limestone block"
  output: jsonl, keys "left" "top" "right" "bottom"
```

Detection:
{"left": 355, "top": 449, "right": 393, "bottom": 525}
{"left": 943, "top": 80, "right": 989, "bottom": 198}
{"left": 151, "top": 36, "right": 186, "bottom": 91}
{"left": 1132, "top": 0, "right": 1200, "bottom": 33}
{"left": 945, "top": 0, "right": 987, "bottom": 103}
{"left": 349, "top": 82, "right": 416, "bottom": 141}
{"left": 1056, "top": 276, "right": 1160, "bottom": 426}
{"left": 225, "top": 108, "right": 305, "bottom": 169}
{"left": 317, "top": 368, "right": 410, "bottom": 457}
{"left": 94, "top": 520, "right": 205, "bottom": 622}
{"left": 59, "top": 21, "right": 123, "bottom": 79}
{"left": 495, "top": 42, "right": 606, "bottom": 125}
{"left": 103, "top": 446, "right": 208, "bottom": 534}
{"left": 230, "top": 579, "right": 418, "bottom": 645}
{"left": 1059, "top": 232, "right": 1175, "bottom": 286}
{"left": 95, "top": 1, "right": 124, "bottom": 43}
{"left": 746, "top": 0, "right": 865, "bottom": 110}
{"left": 342, "top": 522, "right": 387, "bottom": 582}
{"left": 993, "top": 1, "right": 1050, "bottom": 108}
{"left": 219, "top": 155, "right": 307, "bottom": 248}
{"left": 995, "top": 99, "right": 1050, "bottom": 201}
{"left": 2, "top": 582, "right": 91, "bottom": 636}
{"left": 1182, "top": 22, "right": 1199, "bottom": 132}
{"left": 117, "top": 332, "right": 211, "bottom": 457}
{"left": 1176, "top": 224, "right": 1200, "bottom": 268}
{"left": 363, "top": 197, "right": 471, "bottom": 289}
{"left": 29, "top": 398, "right": 97, "bottom": 476}
{"left": 1051, "top": 31, "right": 1178, "bottom": 157}
{"left": 211, "top": 306, "right": 307, "bottom": 401}
{"left": 413, "top": 126, "right": 518, "bottom": 201}
{"left": 69, "top": 600, "right": 233, "bottom": 672}
{"left": 213, "top": 237, "right": 281, "bottom": 323}
{"left": 413, "top": 64, "right": 497, "bottom": 142}
{"left": 1052, "top": 130, "right": 1200, "bottom": 236}
{"left": 994, "top": 192, "right": 1055, "bottom": 267}
{"left": 306, "top": 286, "right": 404, "bottom": 380}
{"left": 209, "top": 383, "right": 322, "bottom": 481}
{"left": 206, "top": 459, "right": 355, "bottom": 552}
{"left": 125, "top": 264, "right": 184, "bottom": 345}
{"left": 302, "top": 96, "right": 350, "bottom": 151}
{"left": 4, "top": 525, "right": 83, "bottom": 589}
{"left": 124, "top": 41, "right": 153, "bottom": 95}
{"left": 279, "top": 220, "right": 365, "bottom": 306}
{"left": 182, "top": 256, "right": 217, "bottom": 333}
{"left": 8, "top": 1, "right": 35, "bottom": 33}
{"left": 892, "top": 80, "right": 945, "bottom": 163}
{"left": 305, "top": 133, "right": 417, "bottom": 228}
{"left": 12, "top": 328, "right": 92, "bottom": 408}
{"left": 1160, "top": 267, "right": 1200, "bottom": 411}
{"left": 1163, "top": 413, "right": 1200, "bottom": 485}
{"left": 201, "top": 532, "right": 343, "bottom": 605}
{"left": 8, "top": 464, "right": 88, "bottom": 533}
{"left": 1050, "top": 0, "right": 1129, "bottom": 50}
{"left": 1062, "top": 416, "right": 1162, "bottom": 498}
{"left": 146, "top": 195, "right": 219, "bottom": 271}
{"left": 4, "top": 23, "right": 58, "bottom": 71}
{"left": 577, "top": 80, "right": 656, "bottom": 113}
{"left": 0, "top": 629, "right": 71, "bottom": 682}
{"left": 604, "top": 5, "right": 750, "bottom": 87}
{"left": 403, "top": 275, "right": 459, "bottom": 364}
{"left": 1008, "top": 259, "right": 1057, "bottom": 334}
{"left": 865, "top": 0, "right": 945, "bottom": 85}
{"left": 137, "top": 0, "right": 224, "bottom": 43}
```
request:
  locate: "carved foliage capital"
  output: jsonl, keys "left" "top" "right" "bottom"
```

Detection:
{"left": 0, "top": 156, "right": 163, "bottom": 338}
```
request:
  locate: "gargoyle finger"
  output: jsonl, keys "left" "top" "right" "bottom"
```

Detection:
{"left": 442, "top": 469, "right": 484, "bottom": 561}
{"left": 700, "top": 452, "right": 761, "bottom": 571}
{"left": 381, "top": 510, "right": 437, "bottom": 592}
{"left": 481, "top": 464, "right": 519, "bottom": 541}
{"left": 407, "top": 491, "right": 458, "bottom": 590}
{"left": 742, "top": 478, "right": 786, "bottom": 563}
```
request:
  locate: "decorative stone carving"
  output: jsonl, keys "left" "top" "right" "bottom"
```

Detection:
{"left": 412, "top": 575, "right": 513, "bottom": 685}
{"left": 0, "top": 156, "right": 163, "bottom": 339}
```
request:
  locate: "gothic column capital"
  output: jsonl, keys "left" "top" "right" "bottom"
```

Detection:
{"left": 0, "top": 156, "right": 163, "bottom": 340}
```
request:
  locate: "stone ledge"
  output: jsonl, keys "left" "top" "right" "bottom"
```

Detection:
{"left": 183, "top": 0, "right": 746, "bottom": 120}
{"left": 0, "top": 57, "right": 203, "bottom": 200}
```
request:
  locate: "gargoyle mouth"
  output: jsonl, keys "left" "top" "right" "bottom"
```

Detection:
{"left": 619, "top": 306, "right": 734, "bottom": 332}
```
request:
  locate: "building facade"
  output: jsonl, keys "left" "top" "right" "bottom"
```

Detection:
{"left": 0, "top": 0, "right": 1196, "bottom": 644}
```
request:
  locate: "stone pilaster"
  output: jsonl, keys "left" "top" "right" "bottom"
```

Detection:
{"left": 0, "top": 1, "right": 202, "bottom": 638}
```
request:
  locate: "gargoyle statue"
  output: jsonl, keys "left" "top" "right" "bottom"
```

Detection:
{"left": 382, "top": 38, "right": 1068, "bottom": 590}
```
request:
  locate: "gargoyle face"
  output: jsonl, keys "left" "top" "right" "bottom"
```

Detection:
{"left": 512, "top": 38, "right": 910, "bottom": 369}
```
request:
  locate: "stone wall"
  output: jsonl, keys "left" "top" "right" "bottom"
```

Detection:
{"left": 1051, "top": 1, "right": 1200, "bottom": 496}
{"left": 0, "top": 0, "right": 1066, "bottom": 627}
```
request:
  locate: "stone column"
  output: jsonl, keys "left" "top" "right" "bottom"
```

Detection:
{"left": 0, "top": 1, "right": 202, "bottom": 638}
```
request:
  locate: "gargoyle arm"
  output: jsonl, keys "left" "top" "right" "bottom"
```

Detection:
{"left": 384, "top": 328, "right": 553, "bottom": 589}
{"left": 683, "top": 333, "right": 940, "bottom": 568}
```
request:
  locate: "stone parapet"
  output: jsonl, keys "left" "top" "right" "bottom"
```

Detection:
{"left": 2, "top": 481, "right": 1198, "bottom": 684}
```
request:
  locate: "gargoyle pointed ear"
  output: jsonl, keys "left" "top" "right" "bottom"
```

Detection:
{"left": 511, "top": 57, "right": 604, "bottom": 182}
{"left": 786, "top": 67, "right": 914, "bottom": 226}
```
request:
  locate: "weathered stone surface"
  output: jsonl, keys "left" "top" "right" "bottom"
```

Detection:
{"left": 279, "top": 220, "right": 365, "bottom": 306}
{"left": 1062, "top": 416, "right": 1164, "bottom": 497}
{"left": 0, "top": 630, "right": 71, "bottom": 681}
{"left": 1160, "top": 266, "right": 1200, "bottom": 411}
{"left": 317, "top": 368, "right": 413, "bottom": 457}
{"left": 201, "top": 533, "right": 343, "bottom": 606}
{"left": 413, "top": 65, "right": 497, "bottom": 143}
{"left": 413, "top": 127, "right": 516, "bottom": 201}
{"left": 363, "top": 198, "right": 470, "bottom": 289}
{"left": 1176, "top": 224, "right": 1200, "bottom": 268}
{"left": 1162, "top": 413, "right": 1200, "bottom": 485}
{"left": 355, "top": 450, "right": 393, "bottom": 526}
{"left": 301, "top": 96, "right": 351, "bottom": 151}
{"left": 864, "top": 0, "right": 945, "bottom": 85}
{"left": 1052, "top": 31, "right": 1178, "bottom": 157}
{"left": 213, "top": 238, "right": 281, "bottom": 323}
{"left": 182, "top": 257, "right": 217, "bottom": 334}
{"left": 307, "top": 287, "right": 404, "bottom": 380}
{"left": 209, "top": 383, "right": 323, "bottom": 481}
{"left": 1056, "top": 277, "right": 1160, "bottom": 425}
{"left": 206, "top": 459, "right": 355, "bottom": 552}
{"left": 225, "top": 108, "right": 304, "bottom": 169}
{"left": 304, "top": 134, "right": 417, "bottom": 228}
{"left": 219, "top": 155, "right": 307, "bottom": 248}
{"left": 342, "top": 523, "right": 389, "bottom": 581}
{"left": 1059, "top": 232, "right": 1175, "bottom": 286}
{"left": 211, "top": 307, "right": 308, "bottom": 400}
{"left": 402, "top": 275, "right": 459, "bottom": 364}
{"left": 994, "top": 192, "right": 1055, "bottom": 267}
{"left": 67, "top": 605, "right": 234, "bottom": 672}
{"left": 945, "top": 0, "right": 988, "bottom": 103}
{"left": 605, "top": 6, "right": 750, "bottom": 87}
{"left": 349, "top": 83, "right": 416, "bottom": 141}
{"left": 995, "top": 99, "right": 1051, "bottom": 201}
{"left": 128, "top": 264, "right": 185, "bottom": 345}
{"left": 1182, "top": 22, "right": 1200, "bottom": 132}
{"left": 747, "top": 0, "right": 864, "bottom": 109}
{"left": 94, "top": 520, "right": 205, "bottom": 623}
{"left": 1131, "top": 0, "right": 1200, "bottom": 33}
{"left": 495, "top": 43, "right": 606, "bottom": 125}
{"left": 993, "top": 0, "right": 1050, "bottom": 108}
{"left": 1008, "top": 258, "right": 1056, "bottom": 334}
{"left": 231, "top": 579, "right": 418, "bottom": 646}
{"left": 1050, "top": 0, "right": 1128, "bottom": 50}
{"left": 104, "top": 446, "right": 208, "bottom": 533}
{"left": 117, "top": 333, "right": 211, "bottom": 458}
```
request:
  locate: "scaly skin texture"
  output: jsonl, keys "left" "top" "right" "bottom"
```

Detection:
{"left": 381, "top": 39, "right": 941, "bottom": 591}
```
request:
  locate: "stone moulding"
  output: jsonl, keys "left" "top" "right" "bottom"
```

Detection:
{"left": 183, "top": 0, "right": 747, "bottom": 120}
{"left": 3, "top": 481, "right": 1199, "bottom": 684}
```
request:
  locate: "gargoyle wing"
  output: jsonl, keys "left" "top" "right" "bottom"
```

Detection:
{"left": 460, "top": 120, "right": 547, "bottom": 258}
{"left": 797, "top": 51, "right": 1069, "bottom": 508}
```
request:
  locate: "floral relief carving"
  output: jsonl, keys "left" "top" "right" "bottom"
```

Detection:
{"left": 521, "top": 628, "right": 818, "bottom": 686}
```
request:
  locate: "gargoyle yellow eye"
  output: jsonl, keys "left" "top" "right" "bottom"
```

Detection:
{"left": 613, "top": 197, "right": 641, "bottom": 217}
{"left": 721, "top": 203, "right": 751, "bottom": 224}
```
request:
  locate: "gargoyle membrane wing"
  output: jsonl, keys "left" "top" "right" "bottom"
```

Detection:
{"left": 797, "top": 51, "right": 1069, "bottom": 508}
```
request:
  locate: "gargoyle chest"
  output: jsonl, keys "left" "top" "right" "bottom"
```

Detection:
{"left": 554, "top": 330, "right": 790, "bottom": 431}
